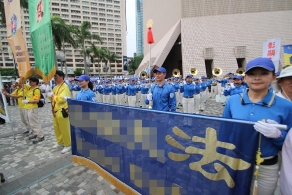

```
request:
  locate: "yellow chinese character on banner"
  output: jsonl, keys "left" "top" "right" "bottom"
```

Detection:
{"left": 166, "top": 127, "right": 251, "bottom": 188}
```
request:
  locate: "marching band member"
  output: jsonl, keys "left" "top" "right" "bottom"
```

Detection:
{"left": 126, "top": 78, "right": 137, "bottom": 107}
{"left": 75, "top": 75, "right": 96, "bottom": 102}
{"left": 223, "top": 75, "right": 246, "bottom": 96}
{"left": 71, "top": 80, "right": 81, "bottom": 98}
{"left": 210, "top": 77, "right": 218, "bottom": 99}
{"left": 135, "top": 78, "right": 141, "bottom": 106}
{"left": 115, "top": 79, "right": 125, "bottom": 105}
{"left": 145, "top": 67, "right": 176, "bottom": 112}
{"left": 180, "top": 74, "right": 195, "bottom": 115}
{"left": 193, "top": 78, "right": 201, "bottom": 114}
{"left": 199, "top": 76, "right": 208, "bottom": 111}
{"left": 111, "top": 81, "right": 116, "bottom": 104}
{"left": 97, "top": 81, "right": 104, "bottom": 102}
{"left": 222, "top": 57, "right": 292, "bottom": 195}
{"left": 102, "top": 79, "right": 112, "bottom": 104}
{"left": 173, "top": 77, "right": 181, "bottom": 108}
{"left": 124, "top": 78, "right": 129, "bottom": 106}
{"left": 140, "top": 79, "right": 150, "bottom": 108}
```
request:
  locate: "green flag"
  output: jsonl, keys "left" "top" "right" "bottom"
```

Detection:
{"left": 29, "top": 0, "right": 56, "bottom": 82}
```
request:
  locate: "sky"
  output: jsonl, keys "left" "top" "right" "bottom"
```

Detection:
{"left": 126, "top": 0, "right": 136, "bottom": 57}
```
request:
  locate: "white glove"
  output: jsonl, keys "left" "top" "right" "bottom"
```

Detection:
{"left": 254, "top": 120, "right": 282, "bottom": 138}
{"left": 64, "top": 96, "right": 70, "bottom": 100}
{"left": 92, "top": 97, "right": 98, "bottom": 102}
{"left": 221, "top": 92, "right": 224, "bottom": 95}
{"left": 180, "top": 83, "right": 183, "bottom": 87}
{"left": 47, "top": 92, "right": 53, "bottom": 97}
{"left": 22, "top": 100, "right": 29, "bottom": 104}
{"left": 230, "top": 83, "right": 235, "bottom": 88}
{"left": 146, "top": 93, "right": 152, "bottom": 101}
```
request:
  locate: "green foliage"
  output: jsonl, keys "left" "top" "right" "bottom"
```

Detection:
{"left": 0, "top": 68, "right": 18, "bottom": 76}
{"left": 74, "top": 68, "right": 84, "bottom": 77}
{"left": 127, "top": 55, "right": 144, "bottom": 74}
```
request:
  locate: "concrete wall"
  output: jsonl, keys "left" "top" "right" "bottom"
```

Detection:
{"left": 181, "top": 10, "right": 292, "bottom": 77}
{"left": 143, "top": 0, "right": 181, "bottom": 55}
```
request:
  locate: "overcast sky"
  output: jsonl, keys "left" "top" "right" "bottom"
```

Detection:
{"left": 126, "top": 0, "right": 136, "bottom": 57}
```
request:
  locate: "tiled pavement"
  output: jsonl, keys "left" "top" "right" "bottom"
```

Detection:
{"left": 0, "top": 96, "right": 224, "bottom": 195}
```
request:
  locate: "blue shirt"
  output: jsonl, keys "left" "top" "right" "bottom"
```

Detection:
{"left": 180, "top": 83, "right": 195, "bottom": 97}
{"left": 145, "top": 82, "right": 176, "bottom": 112}
{"left": 115, "top": 85, "right": 125, "bottom": 94}
{"left": 222, "top": 90, "right": 292, "bottom": 157}
{"left": 126, "top": 84, "right": 137, "bottom": 96}
{"left": 72, "top": 83, "right": 81, "bottom": 91}
{"left": 173, "top": 83, "right": 180, "bottom": 92}
{"left": 224, "top": 85, "right": 247, "bottom": 96}
{"left": 141, "top": 85, "right": 150, "bottom": 94}
{"left": 102, "top": 85, "right": 112, "bottom": 95}
{"left": 76, "top": 88, "right": 96, "bottom": 102}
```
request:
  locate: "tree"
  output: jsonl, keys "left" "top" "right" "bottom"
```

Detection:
{"left": 51, "top": 16, "right": 77, "bottom": 78}
{"left": 73, "top": 68, "right": 84, "bottom": 77}
{"left": 128, "top": 55, "right": 144, "bottom": 74}
{"left": 70, "top": 21, "right": 102, "bottom": 75}
{"left": 0, "top": 68, "right": 18, "bottom": 76}
{"left": 91, "top": 45, "right": 105, "bottom": 77}
{"left": 0, "top": 0, "right": 28, "bottom": 25}
{"left": 103, "top": 49, "right": 119, "bottom": 76}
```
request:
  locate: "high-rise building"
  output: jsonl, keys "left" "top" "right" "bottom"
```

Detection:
{"left": 136, "top": 0, "right": 143, "bottom": 56}
{"left": 136, "top": 0, "right": 292, "bottom": 78}
{"left": 0, "top": 0, "right": 127, "bottom": 77}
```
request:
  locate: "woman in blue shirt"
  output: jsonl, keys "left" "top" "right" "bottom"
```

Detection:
{"left": 223, "top": 75, "right": 247, "bottom": 96}
{"left": 75, "top": 75, "right": 96, "bottom": 102}
{"left": 222, "top": 58, "right": 292, "bottom": 195}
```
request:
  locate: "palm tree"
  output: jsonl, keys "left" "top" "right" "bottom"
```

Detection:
{"left": 91, "top": 45, "right": 105, "bottom": 77}
{"left": 0, "top": 0, "right": 28, "bottom": 25}
{"left": 51, "top": 16, "right": 77, "bottom": 78}
{"left": 103, "top": 49, "right": 119, "bottom": 77}
{"left": 70, "top": 21, "right": 102, "bottom": 75}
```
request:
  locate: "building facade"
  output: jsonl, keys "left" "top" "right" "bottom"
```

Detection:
{"left": 136, "top": 0, "right": 143, "bottom": 56}
{"left": 136, "top": 0, "right": 292, "bottom": 78}
{"left": 0, "top": 0, "right": 127, "bottom": 77}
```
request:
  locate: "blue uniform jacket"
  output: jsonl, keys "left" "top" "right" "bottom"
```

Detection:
{"left": 126, "top": 84, "right": 137, "bottom": 96}
{"left": 180, "top": 83, "right": 196, "bottom": 97}
{"left": 224, "top": 85, "right": 247, "bottom": 96}
{"left": 222, "top": 90, "right": 292, "bottom": 157}
{"left": 76, "top": 88, "right": 96, "bottom": 102}
{"left": 145, "top": 82, "right": 176, "bottom": 112}
{"left": 102, "top": 85, "right": 112, "bottom": 95}
{"left": 141, "top": 85, "right": 149, "bottom": 94}
{"left": 173, "top": 83, "right": 180, "bottom": 92}
{"left": 115, "top": 85, "right": 125, "bottom": 94}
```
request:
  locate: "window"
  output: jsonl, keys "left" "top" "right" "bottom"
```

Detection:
{"left": 115, "top": 29, "right": 121, "bottom": 32}
{"left": 114, "top": 10, "right": 120, "bottom": 14}
{"left": 82, "top": 6, "right": 89, "bottom": 10}
{"left": 114, "top": 5, "right": 120, "bottom": 9}
{"left": 83, "top": 11, "right": 90, "bottom": 15}
{"left": 106, "top": 4, "right": 113, "bottom": 8}
{"left": 99, "top": 3, "right": 105, "bottom": 7}
{"left": 99, "top": 18, "right": 106, "bottom": 21}
{"left": 91, "top": 7, "right": 97, "bottom": 11}
{"left": 100, "top": 28, "right": 106, "bottom": 31}
{"left": 92, "top": 27, "right": 99, "bottom": 30}
{"left": 62, "top": 14, "right": 69, "bottom": 18}
{"left": 100, "top": 33, "right": 107, "bottom": 36}
{"left": 52, "top": 8, "right": 60, "bottom": 11}
{"left": 99, "top": 13, "right": 106, "bottom": 17}
{"left": 99, "top": 8, "right": 105, "bottom": 12}
{"left": 107, "top": 9, "right": 113, "bottom": 13}
{"left": 100, "top": 23, "right": 106, "bottom": 26}
{"left": 71, "top": 5, "right": 80, "bottom": 9}
{"left": 82, "top": 1, "right": 89, "bottom": 5}
{"left": 52, "top": 3, "right": 59, "bottom": 6}
{"left": 61, "top": 9, "right": 69, "bottom": 12}
{"left": 61, "top": 4, "right": 68, "bottom": 7}
{"left": 92, "top": 22, "right": 98, "bottom": 26}
{"left": 107, "top": 14, "right": 113, "bottom": 18}
{"left": 83, "top": 16, "right": 90, "bottom": 20}
{"left": 91, "top": 2, "right": 97, "bottom": 6}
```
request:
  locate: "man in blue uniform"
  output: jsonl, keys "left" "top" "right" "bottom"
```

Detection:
{"left": 145, "top": 67, "right": 176, "bottom": 112}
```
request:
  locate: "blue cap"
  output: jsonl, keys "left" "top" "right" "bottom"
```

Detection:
{"left": 153, "top": 67, "right": 166, "bottom": 73}
{"left": 276, "top": 71, "right": 280, "bottom": 76}
{"left": 131, "top": 78, "right": 135, "bottom": 81}
{"left": 75, "top": 75, "right": 90, "bottom": 81}
{"left": 104, "top": 79, "right": 109, "bottom": 83}
{"left": 194, "top": 78, "right": 199, "bottom": 81}
{"left": 174, "top": 77, "right": 178, "bottom": 81}
{"left": 246, "top": 57, "right": 275, "bottom": 73}
{"left": 185, "top": 74, "right": 193, "bottom": 78}
{"left": 233, "top": 75, "right": 243, "bottom": 80}
{"left": 201, "top": 76, "right": 207, "bottom": 79}
{"left": 167, "top": 78, "right": 171, "bottom": 80}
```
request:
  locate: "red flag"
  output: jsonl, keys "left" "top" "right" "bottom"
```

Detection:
{"left": 147, "top": 28, "right": 154, "bottom": 44}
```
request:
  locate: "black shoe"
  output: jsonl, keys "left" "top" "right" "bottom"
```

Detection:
{"left": 23, "top": 130, "right": 29, "bottom": 134}
{"left": 33, "top": 136, "right": 45, "bottom": 144}
{"left": 28, "top": 135, "right": 37, "bottom": 140}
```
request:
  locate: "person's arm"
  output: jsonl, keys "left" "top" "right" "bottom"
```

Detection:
{"left": 222, "top": 99, "right": 232, "bottom": 118}
{"left": 88, "top": 91, "right": 96, "bottom": 102}
{"left": 53, "top": 85, "right": 70, "bottom": 103}
{"left": 29, "top": 89, "right": 41, "bottom": 103}
{"left": 168, "top": 87, "right": 176, "bottom": 112}
{"left": 3, "top": 89, "right": 22, "bottom": 98}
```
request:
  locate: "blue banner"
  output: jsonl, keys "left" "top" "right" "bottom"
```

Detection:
{"left": 68, "top": 100, "right": 258, "bottom": 195}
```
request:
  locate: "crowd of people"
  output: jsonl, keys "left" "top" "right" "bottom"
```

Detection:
{"left": 0, "top": 57, "right": 291, "bottom": 194}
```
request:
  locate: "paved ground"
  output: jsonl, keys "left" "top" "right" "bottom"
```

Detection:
{"left": 0, "top": 95, "right": 224, "bottom": 195}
